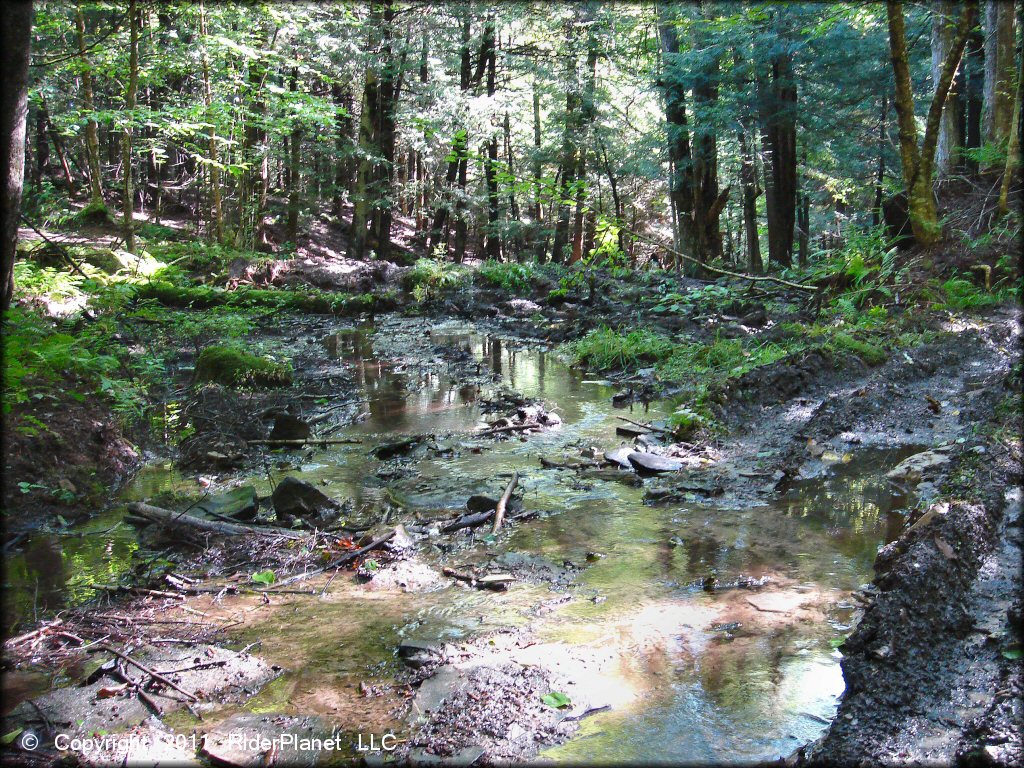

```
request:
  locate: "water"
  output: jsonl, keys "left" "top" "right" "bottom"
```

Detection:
{"left": 2, "top": 320, "right": 914, "bottom": 762}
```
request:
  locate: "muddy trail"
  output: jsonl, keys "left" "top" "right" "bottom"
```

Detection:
{"left": 2, "top": 307, "right": 1020, "bottom": 767}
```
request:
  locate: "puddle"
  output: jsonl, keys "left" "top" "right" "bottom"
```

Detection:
{"left": 2, "top": 319, "right": 921, "bottom": 762}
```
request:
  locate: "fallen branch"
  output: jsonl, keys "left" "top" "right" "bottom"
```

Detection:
{"left": 491, "top": 471, "right": 520, "bottom": 534}
{"left": 442, "top": 567, "right": 514, "bottom": 591}
{"left": 127, "top": 502, "right": 304, "bottom": 540}
{"left": 273, "top": 530, "right": 396, "bottom": 587}
{"left": 247, "top": 438, "right": 363, "bottom": 446}
{"left": 615, "top": 416, "right": 670, "bottom": 435}
{"left": 92, "top": 644, "right": 198, "bottom": 701}
{"left": 89, "top": 584, "right": 185, "bottom": 600}
{"left": 476, "top": 423, "right": 538, "bottom": 437}
{"left": 628, "top": 228, "right": 818, "bottom": 292}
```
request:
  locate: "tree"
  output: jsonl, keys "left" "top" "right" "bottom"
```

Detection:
{"left": 75, "top": 1, "right": 105, "bottom": 213}
{"left": 2, "top": 0, "right": 33, "bottom": 312}
{"left": 887, "top": 0, "right": 977, "bottom": 246}
{"left": 120, "top": 0, "right": 139, "bottom": 252}
{"left": 983, "top": 0, "right": 1017, "bottom": 149}
{"left": 932, "top": 2, "right": 966, "bottom": 177}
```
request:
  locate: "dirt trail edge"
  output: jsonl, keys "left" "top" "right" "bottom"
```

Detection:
{"left": 775, "top": 309, "right": 1023, "bottom": 766}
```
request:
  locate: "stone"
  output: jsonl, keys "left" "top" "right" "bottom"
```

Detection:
{"left": 604, "top": 447, "right": 633, "bottom": 469}
{"left": 627, "top": 451, "right": 683, "bottom": 473}
{"left": 885, "top": 449, "right": 953, "bottom": 484}
{"left": 269, "top": 414, "right": 311, "bottom": 442}
{"left": 272, "top": 476, "right": 340, "bottom": 524}
{"left": 466, "top": 495, "right": 498, "bottom": 513}
{"left": 195, "top": 485, "right": 259, "bottom": 521}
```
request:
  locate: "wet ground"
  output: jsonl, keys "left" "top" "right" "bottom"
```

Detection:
{"left": 2, "top": 316, "right": 957, "bottom": 766}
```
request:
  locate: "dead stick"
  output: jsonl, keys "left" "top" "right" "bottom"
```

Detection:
{"left": 615, "top": 415, "right": 669, "bottom": 434}
{"left": 94, "top": 644, "right": 198, "bottom": 701}
{"left": 89, "top": 584, "right": 185, "bottom": 600}
{"left": 491, "top": 471, "right": 520, "bottom": 534}
{"left": 247, "top": 438, "right": 363, "bottom": 446}
{"left": 273, "top": 530, "right": 396, "bottom": 587}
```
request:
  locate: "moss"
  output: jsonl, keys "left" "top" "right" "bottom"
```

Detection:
{"left": 828, "top": 332, "right": 888, "bottom": 366}
{"left": 194, "top": 345, "right": 292, "bottom": 388}
{"left": 134, "top": 281, "right": 396, "bottom": 316}
{"left": 73, "top": 199, "right": 114, "bottom": 225}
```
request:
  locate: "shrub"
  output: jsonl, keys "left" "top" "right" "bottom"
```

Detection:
{"left": 477, "top": 260, "right": 539, "bottom": 292}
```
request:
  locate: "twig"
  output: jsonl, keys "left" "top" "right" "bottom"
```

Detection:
{"left": 491, "top": 472, "right": 520, "bottom": 535}
{"left": 615, "top": 415, "right": 669, "bottom": 434}
{"left": 93, "top": 644, "right": 198, "bottom": 701}
{"left": 273, "top": 530, "right": 396, "bottom": 587}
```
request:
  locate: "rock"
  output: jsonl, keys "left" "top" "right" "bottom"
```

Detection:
{"left": 885, "top": 448, "right": 953, "bottom": 484}
{"left": 373, "top": 437, "right": 421, "bottom": 460}
{"left": 272, "top": 476, "right": 340, "bottom": 524}
{"left": 195, "top": 485, "right": 259, "bottom": 521}
{"left": 201, "top": 714, "right": 330, "bottom": 768}
{"left": 269, "top": 414, "right": 311, "bottom": 442}
{"left": 466, "top": 495, "right": 498, "bottom": 513}
{"left": 627, "top": 451, "right": 683, "bottom": 473}
{"left": 581, "top": 446, "right": 599, "bottom": 459}
{"left": 615, "top": 424, "right": 649, "bottom": 438}
{"left": 611, "top": 390, "right": 633, "bottom": 406}
{"left": 502, "top": 298, "right": 542, "bottom": 317}
{"left": 398, "top": 639, "right": 449, "bottom": 669}
{"left": 407, "top": 745, "right": 486, "bottom": 766}
{"left": 604, "top": 447, "right": 633, "bottom": 469}
{"left": 539, "top": 411, "right": 562, "bottom": 427}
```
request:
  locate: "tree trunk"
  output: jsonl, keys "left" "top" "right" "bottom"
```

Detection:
{"left": 888, "top": 0, "right": 977, "bottom": 246}
{"left": 121, "top": 0, "right": 140, "bottom": 253}
{"left": 983, "top": 0, "right": 1017, "bottom": 149}
{"left": 758, "top": 43, "right": 797, "bottom": 269}
{"left": 199, "top": 0, "right": 223, "bottom": 243}
{"left": 873, "top": 94, "right": 888, "bottom": 226}
{"left": 482, "top": 15, "right": 501, "bottom": 261}
{"left": 933, "top": 1, "right": 966, "bottom": 177}
{"left": 75, "top": 1, "right": 105, "bottom": 210}
{"left": 367, "top": 1, "right": 403, "bottom": 263}
{"left": 286, "top": 62, "right": 301, "bottom": 245}
{"left": 997, "top": 18, "right": 1023, "bottom": 217}
{"left": 570, "top": 13, "right": 599, "bottom": 264}
{"left": 1, "top": 0, "right": 32, "bottom": 312}
{"left": 551, "top": 12, "right": 582, "bottom": 264}
{"left": 349, "top": 5, "right": 382, "bottom": 260}
{"left": 964, "top": 25, "right": 985, "bottom": 173}
{"left": 331, "top": 82, "right": 353, "bottom": 217}
{"left": 739, "top": 123, "right": 763, "bottom": 274}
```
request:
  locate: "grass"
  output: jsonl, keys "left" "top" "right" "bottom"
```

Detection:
{"left": 566, "top": 327, "right": 676, "bottom": 370}
{"left": 936, "top": 277, "right": 1008, "bottom": 311}
{"left": 477, "top": 260, "right": 541, "bottom": 292}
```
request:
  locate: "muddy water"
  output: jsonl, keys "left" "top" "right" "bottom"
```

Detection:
{"left": 4, "top": 321, "right": 913, "bottom": 763}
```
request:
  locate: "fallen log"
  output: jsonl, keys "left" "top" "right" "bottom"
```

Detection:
{"left": 491, "top": 471, "right": 520, "bottom": 534}
{"left": 440, "top": 509, "right": 494, "bottom": 533}
{"left": 126, "top": 502, "right": 305, "bottom": 540}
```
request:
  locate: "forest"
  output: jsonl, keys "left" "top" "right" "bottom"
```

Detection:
{"left": 0, "top": 1, "right": 1021, "bottom": 766}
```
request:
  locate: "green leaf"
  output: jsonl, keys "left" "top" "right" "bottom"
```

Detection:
{"left": 541, "top": 691, "right": 572, "bottom": 709}
{"left": 1, "top": 728, "right": 24, "bottom": 746}
{"left": 363, "top": 559, "right": 379, "bottom": 572}
{"left": 251, "top": 570, "right": 276, "bottom": 585}
{"left": 1001, "top": 644, "right": 1022, "bottom": 660}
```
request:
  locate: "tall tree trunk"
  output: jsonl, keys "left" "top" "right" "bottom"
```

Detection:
{"left": 33, "top": 99, "right": 50, "bottom": 191}
{"left": 482, "top": 15, "right": 501, "bottom": 261}
{"left": 933, "top": 1, "right": 966, "bottom": 177}
{"left": 738, "top": 123, "right": 762, "bottom": 274}
{"left": 199, "top": 0, "right": 223, "bottom": 243}
{"left": 286, "top": 62, "right": 301, "bottom": 245}
{"left": 427, "top": 16, "right": 472, "bottom": 257}
{"left": 121, "top": 0, "right": 139, "bottom": 252}
{"left": 75, "top": 1, "right": 105, "bottom": 210}
{"left": 550, "top": 13, "right": 581, "bottom": 264}
{"left": 236, "top": 25, "right": 274, "bottom": 249}
{"left": 758, "top": 36, "right": 797, "bottom": 269}
{"left": 367, "top": 1, "right": 403, "bottom": 262}
{"left": 888, "top": 1, "right": 977, "bottom": 246}
{"left": 39, "top": 92, "right": 75, "bottom": 194}
{"left": 570, "top": 8, "right": 599, "bottom": 264}
{"left": 331, "top": 82, "right": 353, "bottom": 217}
{"left": 873, "top": 94, "right": 888, "bottom": 226}
{"left": 964, "top": 25, "right": 985, "bottom": 173}
{"left": 997, "top": 13, "right": 1023, "bottom": 217}
{"left": 797, "top": 148, "right": 810, "bottom": 267}
{"left": 984, "top": 0, "right": 1017, "bottom": 150}
{"left": 1, "top": 0, "right": 32, "bottom": 312}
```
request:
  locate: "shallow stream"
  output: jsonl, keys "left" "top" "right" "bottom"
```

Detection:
{"left": 4, "top": 320, "right": 914, "bottom": 763}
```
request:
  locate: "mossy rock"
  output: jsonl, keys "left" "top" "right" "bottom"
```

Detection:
{"left": 194, "top": 346, "right": 292, "bottom": 388}
{"left": 135, "top": 281, "right": 396, "bottom": 316}
{"left": 73, "top": 199, "right": 114, "bottom": 225}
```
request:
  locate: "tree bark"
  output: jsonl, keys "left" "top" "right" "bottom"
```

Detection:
{"left": 758, "top": 39, "right": 796, "bottom": 269}
{"left": 888, "top": 0, "right": 976, "bottom": 246}
{"left": 932, "top": 1, "right": 966, "bottom": 177}
{"left": 331, "top": 82, "right": 353, "bottom": 218}
{"left": 964, "top": 25, "right": 985, "bottom": 173}
{"left": 286, "top": 61, "right": 301, "bottom": 245}
{"left": 739, "top": 123, "right": 762, "bottom": 274}
{"left": 75, "top": 1, "right": 105, "bottom": 210}
{"left": 121, "top": 0, "right": 140, "bottom": 252}
{"left": 997, "top": 20, "right": 1022, "bottom": 217}
{"left": 482, "top": 15, "right": 501, "bottom": 260}
{"left": 1, "top": 0, "right": 32, "bottom": 312}
{"left": 983, "top": 0, "right": 1017, "bottom": 149}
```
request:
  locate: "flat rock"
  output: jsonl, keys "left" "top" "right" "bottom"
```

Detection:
{"left": 627, "top": 451, "right": 682, "bottom": 473}
{"left": 885, "top": 448, "right": 954, "bottom": 484}
{"left": 604, "top": 447, "right": 633, "bottom": 469}
{"left": 195, "top": 485, "right": 258, "bottom": 521}
{"left": 201, "top": 713, "right": 332, "bottom": 767}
